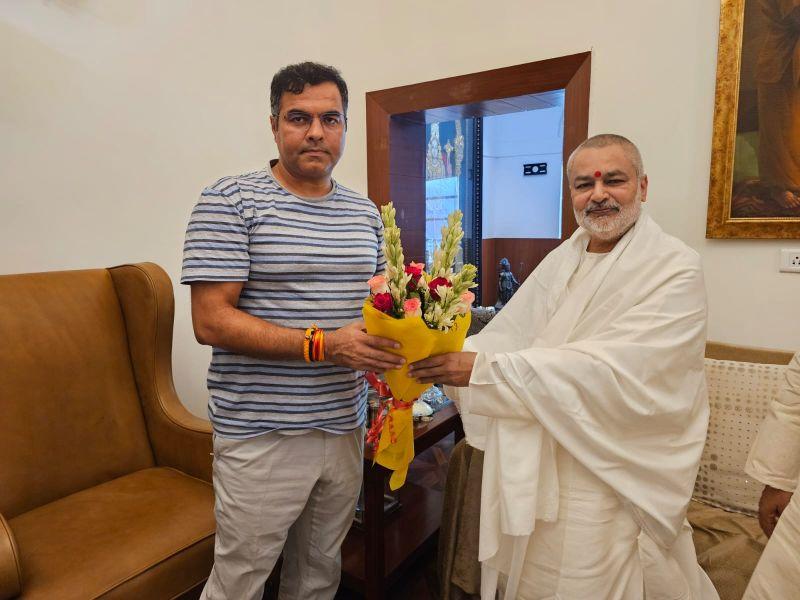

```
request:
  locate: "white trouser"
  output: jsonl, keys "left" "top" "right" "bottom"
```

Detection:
{"left": 502, "top": 446, "right": 643, "bottom": 599}
{"left": 744, "top": 484, "right": 800, "bottom": 600}
{"left": 201, "top": 427, "right": 364, "bottom": 600}
{"left": 502, "top": 446, "right": 717, "bottom": 600}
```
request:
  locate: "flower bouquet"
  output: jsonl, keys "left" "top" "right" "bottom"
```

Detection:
{"left": 363, "top": 202, "right": 476, "bottom": 489}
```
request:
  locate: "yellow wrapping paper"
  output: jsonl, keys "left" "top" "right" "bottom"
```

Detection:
{"left": 362, "top": 302, "right": 471, "bottom": 489}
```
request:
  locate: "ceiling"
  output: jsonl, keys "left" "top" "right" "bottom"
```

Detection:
{"left": 394, "top": 89, "right": 564, "bottom": 124}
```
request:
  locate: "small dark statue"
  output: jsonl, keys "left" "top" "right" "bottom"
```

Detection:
{"left": 495, "top": 257, "right": 520, "bottom": 309}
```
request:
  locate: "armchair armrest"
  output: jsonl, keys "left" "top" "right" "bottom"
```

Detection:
{"left": 110, "top": 263, "right": 213, "bottom": 482}
{"left": 0, "top": 513, "right": 21, "bottom": 600}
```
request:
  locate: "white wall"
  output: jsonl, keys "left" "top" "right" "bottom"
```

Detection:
{"left": 482, "top": 107, "right": 563, "bottom": 238}
{"left": 2, "top": 0, "right": 798, "bottom": 417}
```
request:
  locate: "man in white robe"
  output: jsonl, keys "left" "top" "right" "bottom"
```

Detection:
{"left": 743, "top": 351, "right": 800, "bottom": 599}
{"left": 410, "top": 134, "right": 719, "bottom": 599}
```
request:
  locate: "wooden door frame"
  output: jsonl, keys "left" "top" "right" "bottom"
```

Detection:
{"left": 365, "top": 52, "right": 591, "bottom": 301}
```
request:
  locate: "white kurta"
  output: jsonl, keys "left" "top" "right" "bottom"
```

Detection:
{"left": 446, "top": 213, "right": 718, "bottom": 600}
{"left": 743, "top": 352, "right": 800, "bottom": 600}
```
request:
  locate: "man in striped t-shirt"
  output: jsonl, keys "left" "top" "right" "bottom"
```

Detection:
{"left": 182, "top": 62, "right": 404, "bottom": 600}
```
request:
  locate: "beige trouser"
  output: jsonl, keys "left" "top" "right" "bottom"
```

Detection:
{"left": 743, "top": 484, "right": 800, "bottom": 600}
{"left": 201, "top": 427, "right": 364, "bottom": 600}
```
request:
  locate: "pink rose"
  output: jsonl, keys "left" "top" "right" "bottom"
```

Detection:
{"left": 455, "top": 291, "right": 475, "bottom": 315}
{"left": 405, "top": 262, "right": 425, "bottom": 291}
{"left": 428, "top": 276, "right": 452, "bottom": 301}
{"left": 372, "top": 292, "right": 394, "bottom": 314}
{"left": 368, "top": 274, "right": 389, "bottom": 295}
{"left": 403, "top": 297, "right": 422, "bottom": 317}
{"left": 405, "top": 262, "right": 424, "bottom": 277}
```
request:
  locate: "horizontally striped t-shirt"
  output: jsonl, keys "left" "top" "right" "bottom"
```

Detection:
{"left": 181, "top": 163, "right": 385, "bottom": 438}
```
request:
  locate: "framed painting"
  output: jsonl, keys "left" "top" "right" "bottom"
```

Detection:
{"left": 707, "top": 0, "right": 800, "bottom": 238}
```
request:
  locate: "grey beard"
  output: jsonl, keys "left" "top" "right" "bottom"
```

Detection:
{"left": 574, "top": 197, "right": 642, "bottom": 241}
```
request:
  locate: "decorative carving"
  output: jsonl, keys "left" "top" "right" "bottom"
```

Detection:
{"left": 454, "top": 120, "right": 465, "bottom": 177}
{"left": 444, "top": 140, "right": 453, "bottom": 177}
{"left": 495, "top": 257, "right": 520, "bottom": 309}
{"left": 426, "top": 123, "right": 446, "bottom": 180}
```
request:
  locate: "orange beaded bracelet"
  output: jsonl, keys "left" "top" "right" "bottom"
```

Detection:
{"left": 303, "top": 325, "right": 319, "bottom": 363}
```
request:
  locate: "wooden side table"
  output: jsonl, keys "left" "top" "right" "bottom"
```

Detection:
{"left": 340, "top": 403, "right": 464, "bottom": 599}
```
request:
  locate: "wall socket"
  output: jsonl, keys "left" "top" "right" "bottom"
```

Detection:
{"left": 780, "top": 249, "right": 800, "bottom": 273}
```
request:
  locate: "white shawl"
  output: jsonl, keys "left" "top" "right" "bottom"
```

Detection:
{"left": 446, "top": 214, "right": 718, "bottom": 599}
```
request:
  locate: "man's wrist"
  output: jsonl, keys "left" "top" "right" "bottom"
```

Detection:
{"left": 325, "top": 328, "right": 340, "bottom": 364}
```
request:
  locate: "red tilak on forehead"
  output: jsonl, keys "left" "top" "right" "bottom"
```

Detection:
{"left": 594, "top": 170, "right": 602, "bottom": 178}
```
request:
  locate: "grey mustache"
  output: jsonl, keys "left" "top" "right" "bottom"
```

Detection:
{"left": 585, "top": 202, "right": 620, "bottom": 214}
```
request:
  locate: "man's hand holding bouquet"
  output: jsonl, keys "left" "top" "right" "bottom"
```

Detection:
{"left": 363, "top": 202, "right": 476, "bottom": 489}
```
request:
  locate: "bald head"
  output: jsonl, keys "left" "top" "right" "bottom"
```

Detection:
{"left": 567, "top": 134, "right": 649, "bottom": 252}
{"left": 566, "top": 134, "right": 644, "bottom": 182}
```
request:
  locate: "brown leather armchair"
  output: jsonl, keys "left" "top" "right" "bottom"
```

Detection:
{"left": 0, "top": 263, "right": 214, "bottom": 600}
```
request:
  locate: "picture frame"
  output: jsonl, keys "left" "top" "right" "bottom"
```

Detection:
{"left": 706, "top": 0, "right": 800, "bottom": 239}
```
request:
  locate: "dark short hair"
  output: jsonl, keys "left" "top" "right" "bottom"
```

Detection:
{"left": 270, "top": 61, "right": 349, "bottom": 116}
